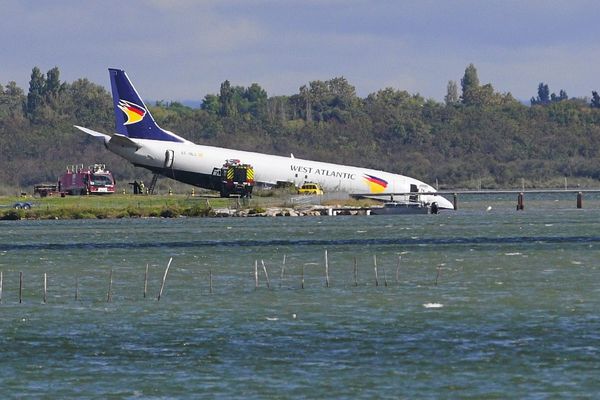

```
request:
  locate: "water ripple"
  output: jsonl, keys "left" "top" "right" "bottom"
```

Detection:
{"left": 1, "top": 235, "right": 600, "bottom": 251}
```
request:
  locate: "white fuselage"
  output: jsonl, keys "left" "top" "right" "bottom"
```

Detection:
{"left": 106, "top": 136, "right": 453, "bottom": 208}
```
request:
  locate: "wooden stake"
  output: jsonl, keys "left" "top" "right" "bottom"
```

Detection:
{"left": 373, "top": 255, "right": 379, "bottom": 287}
{"left": 107, "top": 268, "right": 113, "bottom": 303}
{"left": 261, "top": 260, "right": 271, "bottom": 289}
{"left": 157, "top": 257, "right": 173, "bottom": 301}
{"left": 301, "top": 264, "right": 305, "bottom": 289}
{"left": 254, "top": 260, "right": 259, "bottom": 289}
{"left": 435, "top": 265, "right": 442, "bottom": 286}
{"left": 396, "top": 256, "right": 401, "bottom": 283}
{"left": 43, "top": 273, "right": 47, "bottom": 304}
{"left": 19, "top": 271, "right": 23, "bottom": 304}
{"left": 325, "top": 249, "right": 330, "bottom": 288}
{"left": 353, "top": 256, "right": 358, "bottom": 287}
{"left": 517, "top": 192, "right": 524, "bottom": 211}
{"left": 280, "top": 254, "right": 286, "bottom": 288}
{"left": 382, "top": 265, "right": 388, "bottom": 287}
{"left": 144, "top": 263, "right": 149, "bottom": 298}
{"left": 209, "top": 269, "right": 213, "bottom": 294}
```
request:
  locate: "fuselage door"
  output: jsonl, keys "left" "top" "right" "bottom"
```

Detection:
{"left": 164, "top": 150, "right": 175, "bottom": 169}
{"left": 410, "top": 184, "right": 419, "bottom": 202}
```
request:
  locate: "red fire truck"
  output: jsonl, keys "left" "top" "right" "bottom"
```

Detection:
{"left": 58, "top": 164, "right": 116, "bottom": 195}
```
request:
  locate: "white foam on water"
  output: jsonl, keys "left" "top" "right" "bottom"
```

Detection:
{"left": 504, "top": 252, "right": 522, "bottom": 256}
{"left": 571, "top": 261, "right": 583, "bottom": 265}
{"left": 266, "top": 317, "right": 279, "bottom": 321}
{"left": 356, "top": 230, "right": 367, "bottom": 233}
{"left": 423, "top": 303, "right": 443, "bottom": 309}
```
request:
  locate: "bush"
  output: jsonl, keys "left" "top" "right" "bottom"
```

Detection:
{"left": 159, "top": 206, "right": 180, "bottom": 218}
{"left": 184, "top": 203, "right": 212, "bottom": 217}
{"left": 1, "top": 209, "right": 24, "bottom": 220}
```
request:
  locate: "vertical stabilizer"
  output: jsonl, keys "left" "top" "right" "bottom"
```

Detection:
{"left": 109, "top": 68, "right": 184, "bottom": 142}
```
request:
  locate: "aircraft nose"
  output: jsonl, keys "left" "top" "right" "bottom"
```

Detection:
{"left": 433, "top": 195, "right": 454, "bottom": 210}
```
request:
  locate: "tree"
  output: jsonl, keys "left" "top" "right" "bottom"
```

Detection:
{"left": 26, "top": 66, "right": 45, "bottom": 119}
{"left": 460, "top": 63, "right": 480, "bottom": 106}
{"left": 299, "top": 84, "right": 312, "bottom": 122}
{"left": 551, "top": 89, "right": 568, "bottom": 102}
{"left": 591, "top": 91, "right": 600, "bottom": 108}
{"left": 219, "top": 80, "right": 236, "bottom": 117}
{"left": 244, "top": 83, "right": 267, "bottom": 118}
{"left": 531, "top": 82, "right": 550, "bottom": 105}
{"left": 445, "top": 80, "right": 459, "bottom": 105}
{"left": 45, "top": 66, "right": 63, "bottom": 100}
{"left": 201, "top": 94, "right": 220, "bottom": 114}
{"left": 299, "top": 77, "right": 358, "bottom": 122}
{"left": 0, "top": 81, "right": 26, "bottom": 119}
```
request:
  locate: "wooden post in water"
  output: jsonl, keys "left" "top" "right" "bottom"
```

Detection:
{"left": 517, "top": 192, "right": 524, "bottom": 211}
{"left": 353, "top": 256, "right": 358, "bottom": 287}
{"left": 301, "top": 264, "right": 305, "bottom": 289}
{"left": 143, "top": 263, "right": 149, "bottom": 298}
{"left": 107, "top": 269, "right": 113, "bottom": 303}
{"left": 453, "top": 193, "right": 458, "bottom": 210}
{"left": 325, "top": 250, "right": 330, "bottom": 288}
{"left": 254, "top": 260, "right": 259, "bottom": 289}
{"left": 209, "top": 269, "right": 213, "bottom": 294}
{"left": 19, "top": 271, "right": 23, "bottom": 304}
{"left": 43, "top": 273, "right": 47, "bottom": 304}
{"left": 435, "top": 265, "right": 442, "bottom": 286}
{"left": 577, "top": 192, "right": 583, "bottom": 209}
{"left": 396, "top": 256, "right": 401, "bottom": 284}
{"left": 373, "top": 255, "right": 379, "bottom": 287}
{"left": 75, "top": 275, "right": 79, "bottom": 301}
{"left": 280, "top": 254, "right": 286, "bottom": 288}
{"left": 382, "top": 265, "right": 388, "bottom": 287}
{"left": 157, "top": 257, "right": 173, "bottom": 301}
{"left": 261, "top": 260, "right": 271, "bottom": 289}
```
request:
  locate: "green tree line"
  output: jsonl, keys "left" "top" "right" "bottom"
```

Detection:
{"left": 1, "top": 64, "right": 600, "bottom": 193}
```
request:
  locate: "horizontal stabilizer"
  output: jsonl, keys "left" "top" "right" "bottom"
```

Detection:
{"left": 74, "top": 125, "right": 110, "bottom": 140}
{"left": 74, "top": 125, "right": 140, "bottom": 149}
{"left": 109, "top": 133, "right": 141, "bottom": 149}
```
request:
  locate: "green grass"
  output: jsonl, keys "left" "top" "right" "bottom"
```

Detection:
{"left": 0, "top": 194, "right": 226, "bottom": 220}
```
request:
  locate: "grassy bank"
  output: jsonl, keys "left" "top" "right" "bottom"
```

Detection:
{"left": 0, "top": 191, "right": 378, "bottom": 220}
{"left": 0, "top": 194, "right": 229, "bottom": 220}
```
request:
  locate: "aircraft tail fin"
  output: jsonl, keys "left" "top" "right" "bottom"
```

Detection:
{"left": 109, "top": 68, "right": 185, "bottom": 143}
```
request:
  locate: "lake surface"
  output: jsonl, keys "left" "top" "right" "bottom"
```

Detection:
{"left": 1, "top": 197, "right": 600, "bottom": 398}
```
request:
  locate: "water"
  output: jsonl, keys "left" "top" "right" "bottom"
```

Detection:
{"left": 1, "top": 201, "right": 600, "bottom": 398}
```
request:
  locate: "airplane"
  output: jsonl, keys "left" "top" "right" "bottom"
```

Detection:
{"left": 75, "top": 68, "right": 453, "bottom": 210}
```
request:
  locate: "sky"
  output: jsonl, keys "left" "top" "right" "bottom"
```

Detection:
{"left": 2, "top": 0, "right": 599, "bottom": 103}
